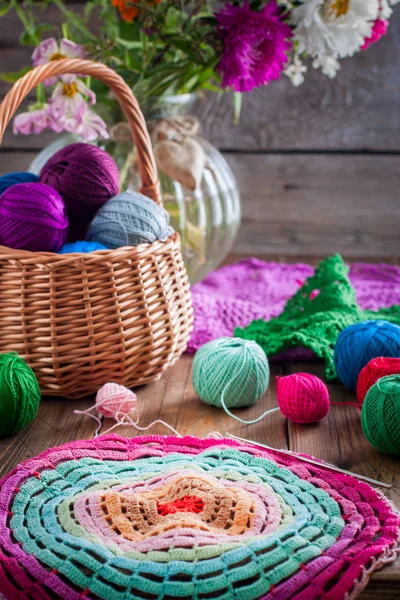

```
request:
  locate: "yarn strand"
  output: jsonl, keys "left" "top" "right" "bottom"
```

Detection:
{"left": 100, "top": 412, "right": 182, "bottom": 438}
{"left": 74, "top": 392, "right": 181, "bottom": 438}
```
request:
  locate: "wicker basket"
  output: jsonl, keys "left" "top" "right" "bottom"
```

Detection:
{"left": 0, "top": 59, "right": 193, "bottom": 398}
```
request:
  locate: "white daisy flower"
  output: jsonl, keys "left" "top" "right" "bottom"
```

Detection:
{"left": 292, "top": 0, "right": 380, "bottom": 71}
{"left": 313, "top": 54, "right": 341, "bottom": 77}
{"left": 285, "top": 53, "right": 308, "bottom": 86}
{"left": 380, "top": 0, "right": 399, "bottom": 18}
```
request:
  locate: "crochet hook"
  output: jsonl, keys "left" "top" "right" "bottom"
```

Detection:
{"left": 225, "top": 433, "right": 393, "bottom": 489}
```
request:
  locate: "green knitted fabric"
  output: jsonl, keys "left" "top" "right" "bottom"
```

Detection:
{"left": 235, "top": 255, "right": 400, "bottom": 380}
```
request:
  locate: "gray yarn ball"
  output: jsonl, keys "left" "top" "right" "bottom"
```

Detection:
{"left": 86, "top": 190, "right": 174, "bottom": 249}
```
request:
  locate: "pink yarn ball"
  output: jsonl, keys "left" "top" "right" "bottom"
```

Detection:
{"left": 95, "top": 383, "right": 137, "bottom": 419}
{"left": 276, "top": 373, "right": 330, "bottom": 424}
{"left": 0, "top": 182, "right": 68, "bottom": 252}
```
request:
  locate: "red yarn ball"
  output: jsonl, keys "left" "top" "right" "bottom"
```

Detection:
{"left": 356, "top": 356, "right": 400, "bottom": 406}
{"left": 0, "top": 182, "right": 68, "bottom": 252}
{"left": 39, "top": 143, "right": 119, "bottom": 220}
{"left": 276, "top": 373, "right": 330, "bottom": 424}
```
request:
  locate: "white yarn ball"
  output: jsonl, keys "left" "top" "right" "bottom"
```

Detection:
{"left": 86, "top": 190, "right": 174, "bottom": 248}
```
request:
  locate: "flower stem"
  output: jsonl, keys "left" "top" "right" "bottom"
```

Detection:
{"left": 61, "top": 22, "right": 70, "bottom": 40}
{"left": 36, "top": 83, "right": 45, "bottom": 105}
{"left": 233, "top": 92, "right": 242, "bottom": 125}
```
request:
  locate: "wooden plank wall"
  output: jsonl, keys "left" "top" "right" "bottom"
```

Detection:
{"left": 0, "top": 2, "right": 399, "bottom": 259}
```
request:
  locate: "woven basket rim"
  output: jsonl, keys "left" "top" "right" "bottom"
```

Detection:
{"left": 0, "top": 232, "right": 181, "bottom": 263}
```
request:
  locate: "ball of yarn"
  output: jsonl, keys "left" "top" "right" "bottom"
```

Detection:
{"left": 192, "top": 337, "right": 270, "bottom": 409}
{"left": 0, "top": 182, "right": 68, "bottom": 252}
{"left": 96, "top": 382, "right": 137, "bottom": 419}
{"left": 0, "top": 172, "right": 38, "bottom": 196}
{"left": 86, "top": 190, "right": 174, "bottom": 249}
{"left": 356, "top": 356, "right": 400, "bottom": 406}
{"left": 334, "top": 320, "right": 400, "bottom": 392}
{"left": 0, "top": 353, "right": 40, "bottom": 437}
{"left": 58, "top": 241, "right": 108, "bottom": 254}
{"left": 276, "top": 373, "right": 330, "bottom": 424}
{"left": 361, "top": 374, "right": 400, "bottom": 456}
{"left": 39, "top": 143, "right": 119, "bottom": 220}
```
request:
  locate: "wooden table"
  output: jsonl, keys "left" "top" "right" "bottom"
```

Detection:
{"left": 1, "top": 353, "right": 399, "bottom": 599}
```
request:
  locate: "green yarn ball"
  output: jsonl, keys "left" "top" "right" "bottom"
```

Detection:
{"left": 361, "top": 374, "right": 400, "bottom": 456}
{"left": 192, "top": 337, "right": 270, "bottom": 409}
{"left": 0, "top": 353, "right": 40, "bottom": 437}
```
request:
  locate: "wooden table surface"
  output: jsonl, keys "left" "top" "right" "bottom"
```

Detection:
{"left": 1, "top": 352, "right": 399, "bottom": 599}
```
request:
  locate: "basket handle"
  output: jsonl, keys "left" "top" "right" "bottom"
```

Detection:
{"left": 0, "top": 58, "right": 162, "bottom": 205}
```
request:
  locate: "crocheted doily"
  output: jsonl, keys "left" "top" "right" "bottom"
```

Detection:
{"left": 189, "top": 257, "right": 400, "bottom": 356}
{"left": 0, "top": 435, "right": 398, "bottom": 600}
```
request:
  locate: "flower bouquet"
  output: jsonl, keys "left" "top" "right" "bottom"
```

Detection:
{"left": 1, "top": 0, "right": 398, "bottom": 283}
{"left": 2, "top": 0, "right": 398, "bottom": 137}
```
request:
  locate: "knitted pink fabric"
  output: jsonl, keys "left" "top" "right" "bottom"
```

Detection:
{"left": 188, "top": 259, "right": 400, "bottom": 354}
{"left": 0, "top": 435, "right": 398, "bottom": 599}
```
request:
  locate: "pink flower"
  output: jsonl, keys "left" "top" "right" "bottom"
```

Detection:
{"left": 13, "top": 106, "right": 54, "bottom": 135}
{"left": 75, "top": 108, "right": 109, "bottom": 142}
{"left": 50, "top": 75, "right": 95, "bottom": 122}
{"left": 32, "top": 38, "right": 86, "bottom": 86}
{"left": 361, "top": 19, "right": 389, "bottom": 50}
{"left": 216, "top": 1, "right": 292, "bottom": 92}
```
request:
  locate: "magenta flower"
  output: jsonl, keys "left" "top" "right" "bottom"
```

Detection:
{"left": 216, "top": 1, "right": 292, "bottom": 92}
{"left": 32, "top": 38, "right": 87, "bottom": 86}
{"left": 361, "top": 19, "right": 389, "bottom": 50}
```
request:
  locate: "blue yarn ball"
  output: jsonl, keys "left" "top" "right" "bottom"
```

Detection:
{"left": 0, "top": 172, "right": 38, "bottom": 196}
{"left": 334, "top": 320, "right": 400, "bottom": 391}
{"left": 58, "top": 241, "right": 108, "bottom": 254}
{"left": 86, "top": 190, "right": 174, "bottom": 249}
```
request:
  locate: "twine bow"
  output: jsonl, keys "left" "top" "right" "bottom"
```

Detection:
{"left": 111, "top": 116, "right": 206, "bottom": 191}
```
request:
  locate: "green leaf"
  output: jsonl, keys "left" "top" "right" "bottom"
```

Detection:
{"left": 0, "top": 1, "right": 13, "bottom": 17}
{"left": 199, "top": 82, "right": 220, "bottom": 93}
{"left": 84, "top": 1, "right": 97, "bottom": 19}
{"left": 192, "top": 11, "right": 215, "bottom": 21}
{"left": 0, "top": 67, "right": 31, "bottom": 84}
{"left": 118, "top": 21, "right": 141, "bottom": 41}
{"left": 124, "top": 51, "right": 144, "bottom": 73}
{"left": 19, "top": 24, "right": 54, "bottom": 46}
{"left": 164, "top": 7, "right": 185, "bottom": 32}
{"left": 116, "top": 38, "right": 144, "bottom": 50}
{"left": 165, "top": 7, "right": 180, "bottom": 28}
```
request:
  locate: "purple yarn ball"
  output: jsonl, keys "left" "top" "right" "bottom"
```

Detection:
{"left": 0, "top": 182, "right": 68, "bottom": 252}
{"left": 39, "top": 143, "right": 120, "bottom": 220}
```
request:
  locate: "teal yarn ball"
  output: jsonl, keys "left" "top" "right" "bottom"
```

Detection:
{"left": 0, "top": 353, "right": 40, "bottom": 437}
{"left": 86, "top": 191, "right": 174, "bottom": 249}
{"left": 361, "top": 375, "right": 400, "bottom": 456}
{"left": 58, "top": 241, "right": 108, "bottom": 254}
{"left": 192, "top": 337, "right": 270, "bottom": 410}
{"left": 334, "top": 320, "right": 400, "bottom": 392}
